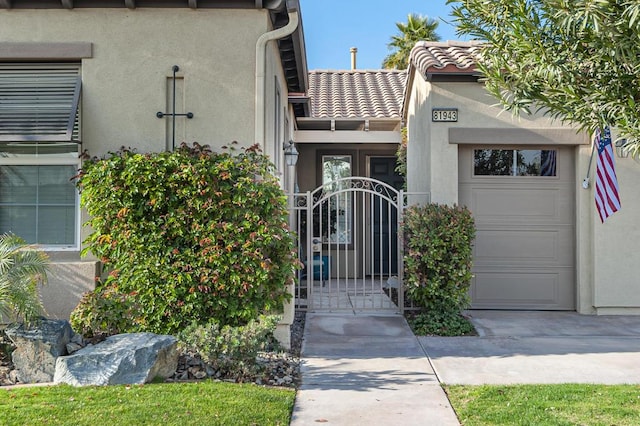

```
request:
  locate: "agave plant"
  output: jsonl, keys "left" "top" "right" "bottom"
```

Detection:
{"left": 0, "top": 233, "right": 49, "bottom": 325}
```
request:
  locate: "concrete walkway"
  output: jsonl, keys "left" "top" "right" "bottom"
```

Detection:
{"left": 290, "top": 313, "right": 460, "bottom": 426}
{"left": 291, "top": 310, "right": 640, "bottom": 425}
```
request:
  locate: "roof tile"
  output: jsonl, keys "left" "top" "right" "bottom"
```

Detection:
{"left": 308, "top": 69, "right": 406, "bottom": 119}
{"left": 409, "top": 41, "right": 483, "bottom": 76}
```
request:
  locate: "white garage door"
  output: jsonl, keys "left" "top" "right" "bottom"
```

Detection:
{"left": 459, "top": 146, "right": 575, "bottom": 310}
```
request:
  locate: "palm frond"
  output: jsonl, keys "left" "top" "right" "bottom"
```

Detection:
{"left": 0, "top": 233, "right": 49, "bottom": 324}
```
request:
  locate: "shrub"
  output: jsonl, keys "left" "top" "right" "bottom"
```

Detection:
{"left": 0, "top": 233, "right": 49, "bottom": 326}
{"left": 407, "top": 309, "right": 475, "bottom": 336}
{"left": 178, "top": 315, "right": 280, "bottom": 379}
{"left": 72, "top": 143, "right": 298, "bottom": 336}
{"left": 70, "top": 284, "right": 141, "bottom": 338}
{"left": 402, "top": 203, "right": 475, "bottom": 313}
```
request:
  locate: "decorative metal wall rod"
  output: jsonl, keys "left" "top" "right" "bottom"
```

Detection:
{"left": 156, "top": 65, "right": 194, "bottom": 150}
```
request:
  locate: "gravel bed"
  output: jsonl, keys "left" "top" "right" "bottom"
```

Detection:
{"left": 167, "top": 310, "right": 306, "bottom": 387}
{"left": 0, "top": 311, "right": 306, "bottom": 388}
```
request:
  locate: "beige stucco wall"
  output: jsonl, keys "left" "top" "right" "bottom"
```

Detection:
{"left": 405, "top": 74, "right": 432, "bottom": 199}
{"left": 406, "top": 74, "right": 640, "bottom": 314}
{"left": 40, "top": 257, "right": 101, "bottom": 320}
{"left": 591, "top": 147, "right": 640, "bottom": 314}
{"left": 0, "top": 9, "right": 270, "bottom": 153}
{"left": 407, "top": 80, "right": 574, "bottom": 203}
{"left": 0, "top": 8, "right": 298, "bottom": 323}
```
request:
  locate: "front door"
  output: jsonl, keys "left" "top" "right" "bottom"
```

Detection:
{"left": 369, "top": 157, "right": 404, "bottom": 274}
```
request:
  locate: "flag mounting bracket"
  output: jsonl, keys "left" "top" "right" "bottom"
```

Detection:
{"left": 156, "top": 65, "right": 194, "bottom": 150}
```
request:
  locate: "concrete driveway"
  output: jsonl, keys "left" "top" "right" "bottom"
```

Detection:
{"left": 419, "top": 310, "right": 640, "bottom": 385}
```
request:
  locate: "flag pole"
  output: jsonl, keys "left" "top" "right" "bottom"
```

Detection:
{"left": 582, "top": 133, "right": 597, "bottom": 189}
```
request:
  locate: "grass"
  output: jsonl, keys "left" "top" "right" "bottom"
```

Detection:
{"left": 0, "top": 380, "right": 295, "bottom": 426}
{"left": 445, "top": 384, "right": 640, "bottom": 425}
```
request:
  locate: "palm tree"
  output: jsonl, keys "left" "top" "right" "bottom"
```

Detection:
{"left": 382, "top": 13, "right": 441, "bottom": 69}
{"left": 0, "top": 233, "right": 49, "bottom": 325}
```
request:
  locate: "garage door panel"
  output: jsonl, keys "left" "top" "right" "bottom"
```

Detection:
{"left": 461, "top": 186, "right": 574, "bottom": 224}
{"left": 474, "top": 227, "right": 574, "bottom": 265}
{"left": 471, "top": 269, "right": 574, "bottom": 309}
{"left": 473, "top": 187, "right": 559, "bottom": 219}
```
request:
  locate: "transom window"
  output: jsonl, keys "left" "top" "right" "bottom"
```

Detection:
{"left": 474, "top": 149, "right": 557, "bottom": 176}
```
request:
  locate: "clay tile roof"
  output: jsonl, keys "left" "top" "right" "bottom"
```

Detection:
{"left": 307, "top": 69, "right": 407, "bottom": 119}
{"left": 409, "top": 40, "right": 484, "bottom": 76}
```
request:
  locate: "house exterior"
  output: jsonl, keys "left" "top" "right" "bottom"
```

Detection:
{"left": 404, "top": 41, "right": 640, "bottom": 315}
{"left": 0, "top": 0, "right": 308, "bottom": 340}
{"left": 3, "top": 0, "right": 638, "bottom": 332}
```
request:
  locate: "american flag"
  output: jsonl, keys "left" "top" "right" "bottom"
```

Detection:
{"left": 540, "top": 150, "right": 557, "bottom": 176}
{"left": 594, "top": 127, "right": 621, "bottom": 222}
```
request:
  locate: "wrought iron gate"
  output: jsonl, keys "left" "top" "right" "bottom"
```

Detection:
{"left": 290, "top": 177, "right": 428, "bottom": 313}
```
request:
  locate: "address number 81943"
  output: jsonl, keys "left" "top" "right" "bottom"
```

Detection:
{"left": 432, "top": 108, "right": 458, "bottom": 122}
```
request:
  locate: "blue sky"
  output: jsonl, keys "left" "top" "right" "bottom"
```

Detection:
{"left": 299, "top": 0, "right": 465, "bottom": 70}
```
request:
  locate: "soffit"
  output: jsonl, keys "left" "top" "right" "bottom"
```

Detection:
{"left": 271, "top": 1, "right": 309, "bottom": 116}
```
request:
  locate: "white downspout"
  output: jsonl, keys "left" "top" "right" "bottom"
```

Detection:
{"left": 255, "top": 9, "right": 299, "bottom": 149}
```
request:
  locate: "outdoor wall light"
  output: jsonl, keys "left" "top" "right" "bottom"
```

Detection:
{"left": 615, "top": 139, "right": 630, "bottom": 158}
{"left": 284, "top": 140, "right": 299, "bottom": 167}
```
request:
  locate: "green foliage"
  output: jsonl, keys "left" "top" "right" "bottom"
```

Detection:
{"left": 402, "top": 204, "right": 475, "bottom": 313}
{"left": 0, "top": 233, "right": 49, "bottom": 325}
{"left": 70, "top": 284, "right": 141, "bottom": 338}
{"left": 383, "top": 13, "right": 441, "bottom": 69}
{"left": 395, "top": 128, "right": 407, "bottom": 189}
{"left": 73, "top": 143, "right": 297, "bottom": 336}
{"left": 407, "top": 309, "right": 475, "bottom": 336}
{"left": 178, "top": 315, "right": 280, "bottom": 379}
{"left": 0, "top": 326, "right": 14, "bottom": 364}
{"left": 449, "top": 0, "right": 640, "bottom": 157}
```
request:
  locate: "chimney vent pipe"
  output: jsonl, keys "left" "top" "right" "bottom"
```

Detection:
{"left": 350, "top": 47, "right": 357, "bottom": 70}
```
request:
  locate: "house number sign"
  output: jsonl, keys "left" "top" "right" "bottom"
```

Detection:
{"left": 432, "top": 108, "right": 458, "bottom": 122}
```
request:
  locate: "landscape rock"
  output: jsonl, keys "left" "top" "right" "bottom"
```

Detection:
{"left": 5, "top": 319, "right": 73, "bottom": 383}
{"left": 66, "top": 342, "right": 84, "bottom": 354}
{"left": 54, "top": 333, "right": 178, "bottom": 386}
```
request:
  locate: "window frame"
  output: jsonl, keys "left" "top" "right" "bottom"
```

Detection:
{"left": 0, "top": 61, "right": 82, "bottom": 250}
{"left": 319, "top": 154, "right": 354, "bottom": 246}
{"left": 472, "top": 148, "right": 559, "bottom": 178}
{"left": 0, "top": 145, "right": 82, "bottom": 250}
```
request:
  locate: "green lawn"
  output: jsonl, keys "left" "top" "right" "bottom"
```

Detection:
{"left": 0, "top": 381, "right": 295, "bottom": 426}
{"left": 446, "top": 384, "right": 640, "bottom": 426}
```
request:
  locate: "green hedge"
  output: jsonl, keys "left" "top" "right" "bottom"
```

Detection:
{"left": 71, "top": 143, "right": 298, "bottom": 336}
{"left": 402, "top": 203, "right": 475, "bottom": 313}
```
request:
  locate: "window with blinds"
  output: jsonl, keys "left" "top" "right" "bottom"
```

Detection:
{"left": 0, "top": 63, "right": 81, "bottom": 142}
{"left": 0, "top": 63, "right": 81, "bottom": 248}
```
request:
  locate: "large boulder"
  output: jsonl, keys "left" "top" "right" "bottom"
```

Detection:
{"left": 5, "top": 319, "right": 73, "bottom": 383}
{"left": 54, "top": 333, "right": 178, "bottom": 386}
